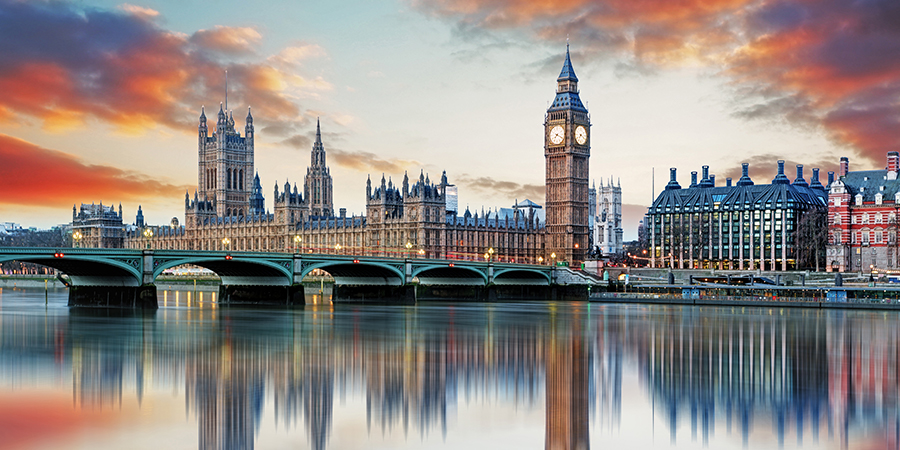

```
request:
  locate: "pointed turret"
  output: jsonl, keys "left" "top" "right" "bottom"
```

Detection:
{"left": 245, "top": 106, "right": 254, "bottom": 137}
{"left": 557, "top": 41, "right": 578, "bottom": 82}
{"left": 315, "top": 117, "right": 322, "bottom": 144}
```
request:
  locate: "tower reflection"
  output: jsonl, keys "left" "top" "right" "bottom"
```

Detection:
{"left": 2, "top": 296, "right": 900, "bottom": 449}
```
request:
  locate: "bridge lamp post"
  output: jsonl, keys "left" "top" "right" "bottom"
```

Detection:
{"left": 538, "top": 256, "right": 544, "bottom": 265}
{"left": 405, "top": 241, "right": 412, "bottom": 259}
{"left": 143, "top": 228, "right": 153, "bottom": 249}
{"left": 418, "top": 248, "right": 425, "bottom": 258}
{"left": 335, "top": 243, "right": 342, "bottom": 254}
{"left": 222, "top": 237, "right": 231, "bottom": 252}
{"left": 488, "top": 247, "right": 494, "bottom": 263}
{"left": 293, "top": 235, "right": 302, "bottom": 253}
{"left": 72, "top": 230, "right": 82, "bottom": 249}
{"left": 551, "top": 252, "right": 556, "bottom": 266}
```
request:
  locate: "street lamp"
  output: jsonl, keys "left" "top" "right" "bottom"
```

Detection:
{"left": 143, "top": 228, "right": 153, "bottom": 249}
{"left": 418, "top": 248, "right": 425, "bottom": 258}
{"left": 222, "top": 237, "right": 231, "bottom": 251}
{"left": 551, "top": 252, "right": 556, "bottom": 266}
{"left": 72, "top": 230, "right": 82, "bottom": 249}
{"left": 488, "top": 247, "right": 494, "bottom": 263}
{"left": 538, "top": 256, "right": 544, "bottom": 265}
{"left": 335, "top": 243, "right": 342, "bottom": 254}
{"left": 293, "top": 235, "right": 302, "bottom": 253}
{"left": 405, "top": 241, "right": 412, "bottom": 259}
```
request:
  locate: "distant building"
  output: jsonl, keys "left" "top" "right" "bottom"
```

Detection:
{"left": 71, "top": 202, "right": 125, "bottom": 248}
{"left": 827, "top": 152, "right": 900, "bottom": 272}
{"left": 647, "top": 161, "right": 828, "bottom": 270}
{"left": 444, "top": 184, "right": 458, "bottom": 215}
{"left": 592, "top": 178, "right": 623, "bottom": 257}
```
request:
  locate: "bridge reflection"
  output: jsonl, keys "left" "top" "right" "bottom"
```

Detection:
{"left": 2, "top": 297, "right": 900, "bottom": 449}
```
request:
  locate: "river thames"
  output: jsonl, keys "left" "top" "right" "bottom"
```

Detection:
{"left": 0, "top": 287, "right": 897, "bottom": 449}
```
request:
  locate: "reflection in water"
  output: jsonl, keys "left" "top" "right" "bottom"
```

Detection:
{"left": 3, "top": 290, "right": 900, "bottom": 449}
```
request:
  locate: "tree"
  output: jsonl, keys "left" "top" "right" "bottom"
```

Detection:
{"left": 793, "top": 208, "right": 827, "bottom": 271}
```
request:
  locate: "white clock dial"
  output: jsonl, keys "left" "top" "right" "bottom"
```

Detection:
{"left": 575, "top": 126, "right": 587, "bottom": 145}
{"left": 549, "top": 125, "right": 565, "bottom": 145}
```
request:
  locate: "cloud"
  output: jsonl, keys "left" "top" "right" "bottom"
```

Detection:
{"left": 190, "top": 26, "right": 262, "bottom": 55}
{"left": 0, "top": 134, "right": 189, "bottom": 207}
{"left": 454, "top": 174, "right": 544, "bottom": 202}
{"left": 117, "top": 4, "right": 159, "bottom": 19}
{"left": 413, "top": 0, "right": 900, "bottom": 166}
{"left": 329, "top": 149, "right": 420, "bottom": 174}
{"left": 0, "top": 1, "right": 323, "bottom": 137}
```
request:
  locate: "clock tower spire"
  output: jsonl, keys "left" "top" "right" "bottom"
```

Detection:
{"left": 544, "top": 43, "right": 591, "bottom": 264}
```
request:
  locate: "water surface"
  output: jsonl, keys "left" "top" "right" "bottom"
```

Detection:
{"left": 0, "top": 287, "right": 896, "bottom": 449}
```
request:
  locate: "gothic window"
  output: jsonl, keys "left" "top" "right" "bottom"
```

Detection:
{"left": 239, "top": 170, "right": 244, "bottom": 190}
{"left": 227, "top": 169, "right": 232, "bottom": 189}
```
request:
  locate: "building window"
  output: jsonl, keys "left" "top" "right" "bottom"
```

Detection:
{"left": 834, "top": 230, "right": 841, "bottom": 244}
{"left": 862, "top": 230, "right": 869, "bottom": 244}
{"left": 863, "top": 213, "right": 869, "bottom": 224}
{"left": 834, "top": 214, "right": 841, "bottom": 225}
{"left": 876, "top": 230, "right": 883, "bottom": 243}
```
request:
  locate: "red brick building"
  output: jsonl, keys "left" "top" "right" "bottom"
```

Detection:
{"left": 827, "top": 152, "right": 900, "bottom": 272}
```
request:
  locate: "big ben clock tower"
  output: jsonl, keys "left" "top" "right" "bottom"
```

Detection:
{"left": 545, "top": 43, "right": 590, "bottom": 264}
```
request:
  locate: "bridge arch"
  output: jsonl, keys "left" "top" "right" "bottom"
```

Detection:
{"left": 303, "top": 260, "right": 405, "bottom": 286}
{"left": 411, "top": 264, "right": 488, "bottom": 286}
{"left": 0, "top": 253, "right": 142, "bottom": 286}
{"left": 152, "top": 256, "right": 293, "bottom": 286}
{"left": 492, "top": 267, "right": 551, "bottom": 285}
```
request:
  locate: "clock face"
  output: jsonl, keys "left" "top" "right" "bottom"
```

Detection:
{"left": 549, "top": 125, "right": 565, "bottom": 145}
{"left": 575, "top": 126, "right": 587, "bottom": 145}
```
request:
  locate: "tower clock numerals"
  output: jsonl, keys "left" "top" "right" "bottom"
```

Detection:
{"left": 549, "top": 125, "right": 565, "bottom": 145}
{"left": 575, "top": 126, "right": 587, "bottom": 145}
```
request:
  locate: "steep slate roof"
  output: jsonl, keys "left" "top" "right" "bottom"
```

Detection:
{"left": 839, "top": 169, "right": 900, "bottom": 202}
{"left": 650, "top": 176, "right": 827, "bottom": 214}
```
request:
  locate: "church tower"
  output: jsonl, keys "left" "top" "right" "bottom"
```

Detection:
{"left": 545, "top": 43, "right": 591, "bottom": 264}
{"left": 304, "top": 118, "right": 334, "bottom": 217}
{"left": 196, "top": 105, "right": 255, "bottom": 219}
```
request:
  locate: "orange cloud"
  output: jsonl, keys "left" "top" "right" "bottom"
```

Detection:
{"left": 415, "top": 0, "right": 900, "bottom": 166}
{"left": 0, "top": 1, "right": 323, "bottom": 139}
{"left": 0, "top": 134, "right": 190, "bottom": 207}
{"left": 190, "top": 25, "right": 262, "bottom": 55}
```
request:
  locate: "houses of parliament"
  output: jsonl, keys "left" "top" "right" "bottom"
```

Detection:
{"left": 117, "top": 47, "right": 592, "bottom": 264}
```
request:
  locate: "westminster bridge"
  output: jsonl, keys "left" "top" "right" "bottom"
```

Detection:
{"left": 0, "top": 247, "right": 554, "bottom": 308}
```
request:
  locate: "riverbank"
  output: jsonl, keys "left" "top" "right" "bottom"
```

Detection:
{"left": 592, "top": 290, "right": 900, "bottom": 310}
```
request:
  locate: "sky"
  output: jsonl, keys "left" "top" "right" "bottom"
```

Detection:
{"left": 2, "top": 0, "right": 899, "bottom": 240}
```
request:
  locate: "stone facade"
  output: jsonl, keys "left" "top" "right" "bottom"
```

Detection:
{"left": 544, "top": 44, "right": 590, "bottom": 264}
{"left": 591, "top": 178, "right": 623, "bottom": 256}
{"left": 647, "top": 161, "right": 828, "bottom": 270}
{"left": 826, "top": 152, "right": 900, "bottom": 272}
{"left": 71, "top": 202, "right": 125, "bottom": 248}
